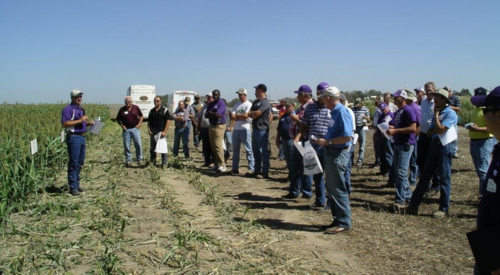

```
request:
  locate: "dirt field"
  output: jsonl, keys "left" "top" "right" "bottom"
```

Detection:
{"left": 0, "top": 106, "right": 479, "bottom": 274}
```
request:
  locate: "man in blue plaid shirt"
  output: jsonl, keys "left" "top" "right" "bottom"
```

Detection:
{"left": 299, "top": 82, "right": 332, "bottom": 209}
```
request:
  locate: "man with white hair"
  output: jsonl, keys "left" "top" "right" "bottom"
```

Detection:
{"left": 316, "top": 86, "right": 354, "bottom": 234}
{"left": 116, "top": 96, "right": 145, "bottom": 167}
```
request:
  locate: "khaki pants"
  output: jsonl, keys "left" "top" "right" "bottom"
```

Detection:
{"left": 209, "top": 124, "right": 226, "bottom": 167}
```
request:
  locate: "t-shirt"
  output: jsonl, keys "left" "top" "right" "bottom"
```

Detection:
{"left": 470, "top": 107, "right": 493, "bottom": 140}
{"left": 477, "top": 142, "right": 500, "bottom": 230}
{"left": 61, "top": 103, "right": 87, "bottom": 134}
{"left": 206, "top": 99, "right": 227, "bottom": 125}
{"left": 251, "top": 98, "right": 272, "bottom": 131}
{"left": 352, "top": 106, "right": 370, "bottom": 127}
{"left": 392, "top": 105, "right": 418, "bottom": 145}
{"left": 116, "top": 104, "right": 143, "bottom": 129}
{"left": 232, "top": 100, "right": 252, "bottom": 130}
{"left": 409, "top": 102, "right": 421, "bottom": 127}
{"left": 192, "top": 102, "right": 204, "bottom": 117}
{"left": 148, "top": 106, "right": 171, "bottom": 134}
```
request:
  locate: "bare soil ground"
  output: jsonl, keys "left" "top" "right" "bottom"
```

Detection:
{"left": 0, "top": 112, "right": 478, "bottom": 274}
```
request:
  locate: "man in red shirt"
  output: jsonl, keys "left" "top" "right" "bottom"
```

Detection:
{"left": 116, "top": 96, "right": 145, "bottom": 167}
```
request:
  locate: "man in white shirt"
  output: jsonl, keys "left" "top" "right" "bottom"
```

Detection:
{"left": 230, "top": 88, "right": 254, "bottom": 175}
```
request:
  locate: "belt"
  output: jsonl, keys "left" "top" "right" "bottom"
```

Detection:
{"left": 67, "top": 132, "right": 85, "bottom": 136}
{"left": 471, "top": 137, "right": 492, "bottom": 141}
{"left": 326, "top": 145, "right": 349, "bottom": 150}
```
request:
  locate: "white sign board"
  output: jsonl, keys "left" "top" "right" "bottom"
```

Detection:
{"left": 31, "top": 139, "right": 38, "bottom": 155}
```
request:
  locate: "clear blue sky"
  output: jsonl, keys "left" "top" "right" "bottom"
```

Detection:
{"left": 1, "top": 0, "right": 499, "bottom": 104}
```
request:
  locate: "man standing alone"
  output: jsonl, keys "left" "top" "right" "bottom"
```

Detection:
{"left": 61, "top": 89, "right": 94, "bottom": 196}
{"left": 116, "top": 96, "right": 144, "bottom": 167}
{"left": 248, "top": 84, "right": 272, "bottom": 179}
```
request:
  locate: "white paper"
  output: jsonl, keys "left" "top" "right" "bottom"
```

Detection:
{"left": 61, "top": 130, "right": 66, "bottom": 143}
{"left": 154, "top": 133, "right": 168, "bottom": 153}
{"left": 385, "top": 116, "right": 392, "bottom": 123}
{"left": 362, "top": 126, "right": 369, "bottom": 131}
{"left": 89, "top": 120, "right": 105, "bottom": 134}
{"left": 352, "top": 133, "right": 359, "bottom": 145}
{"left": 377, "top": 122, "right": 392, "bottom": 140}
{"left": 30, "top": 139, "right": 38, "bottom": 155}
{"left": 438, "top": 124, "right": 458, "bottom": 146}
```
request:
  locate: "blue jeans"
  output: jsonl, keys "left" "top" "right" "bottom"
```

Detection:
{"left": 278, "top": 143, "right": 285, "bottom": 160}
{"left": 355, "top": 126, "right": 366, "bottom": 163}
{"left": 252, "top": 129, "right": 270, "bottom": 175}
{"left": 417, "top": 133, "right": 439, "bottom": 191}
{"left": 324, "top": 147, "right": 351, "bottom": 228}
{"left": 122, "top": 128, "right": 143, "bottom": 162}
{"left": 289, "top": 141, "right": 313, "bottom": 197}
{"left": 410, "top": 140, "right": 454, "bottom": 212}
{"left": 393, "top": 144, "right": 414, "bottom": 205}
{"left": 373, "top": 130, "right": 381, "bottom": 165}
{"left": 470, "top": 138, "right": 495, "bottom": 196}
{"left": 312, "top": 143, "right": 326, "bottom": 206}
{"left": 344, "top": 144, "right": 354, "bottom": 194}
{"left": 66, "top": 134, "right": 85, "bottom": 192}
{"left": 408, "top": 138, "right": 418, "bottom": 186}
{"left": 200, "top": 127, "right": 212, "bottom": 165}
{"left": 378, "top": 133, "right": 393, "bottom": 174}
{"left": 224, "top": 130, "right": 232, "bottom": 159}
{"left": 173, "top": 127, "right": 190, "bottom": 157}
{"left": 193, "top": 125, "right": 200, "bottom": 148}
{"left": 149, "top": 134, "right": 168, "bottom": 164}
{"left": 282, "top": 138, "right": 294, "bottom": 180}
{"left": 232, "top": 129, "right": 254, "bottom": 171}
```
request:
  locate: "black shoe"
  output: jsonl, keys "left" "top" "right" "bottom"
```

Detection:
{"left": 319, "top": 222, "right": 336, "bottom": 231}
{"left": 245, "top": 171, "right": 256, "bottom": 178}
{"left": 281, "top": 193, "right": 298, "bottom": 199}
{"left": 70, "top": 189, "right": 81, "bottom": 196}
{"left": 77, "top": 187, "right": 85, "bottom": 192}
{"left": 309, "top": 203, "right": 326, "bottom": 210}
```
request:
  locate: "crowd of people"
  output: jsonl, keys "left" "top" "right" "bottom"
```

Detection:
{"left": 62, "top": 84, "right": 500, "bottom": 272}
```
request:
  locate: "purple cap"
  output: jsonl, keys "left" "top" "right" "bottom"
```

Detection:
{"left": 473, "top": 87, "right": 487, "bottom": 97}
{"left": 379, "top": 103, "right": 387, "bottom": 110}
{"left": 472, "top": 86, "right": 500, "bottom": 107}
{"left": 294, "top": 85, "right": 312, "bottom": 94}
{"left": 391, "top": 89, "right": 408, "bottom": 99}
{"left": 316, "top": 82, "right": 329, "bottom": 92}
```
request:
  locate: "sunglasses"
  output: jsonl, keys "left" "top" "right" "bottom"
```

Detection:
{"left": 483, "top": 107, "right": 500, "bottom": 114}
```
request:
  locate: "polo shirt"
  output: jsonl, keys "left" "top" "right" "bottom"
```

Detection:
{"left": 477, "top": 142, "right": 500, "bottom": 230}
{"left": 393, "top": 105, "right": 418, "bottom": 145}
{"left": 429, "top": 106, "right": 458, "bottom": 140}
{"left": 116, "top": 104, "right": 143, "bottom": 129}
{"left": 324, "top": 103, "right": 353, "bottom": 148}
{"left": 302, "top": 101, "right": 331, "bottom": 139}
{"left": 148, "top": 106, "right": 171, "bottom": 133}
{"left": 206, "top": 99, "right": 227, "bottom": 125}
{"left": 61, "top": 103, "right": 87, "bottom": 133}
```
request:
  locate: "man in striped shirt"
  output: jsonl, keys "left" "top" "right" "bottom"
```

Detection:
{"left": 352, "top": 98, "right": 370, "bottom": 166}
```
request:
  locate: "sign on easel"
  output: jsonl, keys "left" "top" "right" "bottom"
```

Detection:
{"left": 30, "top": 139, "right": 38, "bottom": 155}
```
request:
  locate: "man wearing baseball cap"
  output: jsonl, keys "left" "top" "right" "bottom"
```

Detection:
{"left": 247, "top": 83, "right": 272, "bottom": 179}
{"left": 408, "top": 88, "right": 457, "bottom": 219}
{"left": 469, "top": 85, "right": 500, "bottom": 274}
{"left": 386, "top": 89, "right": 418, "bottom": 212}
{"left": 316, "top": 86, "right": 354, "bottom": 234}
{"left": 61, "top": 89, "right": 95, "bottom": 196}
{"left": 467, "top": 87, "right": 495, "bottom": 198}
{"left": 230, "top": 88, "right": 254, "bottom": 175}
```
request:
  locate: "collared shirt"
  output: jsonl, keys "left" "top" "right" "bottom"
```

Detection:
{"left": 420, "top": 97, "right": 435, "bottom": 134}
{"left": 173, "top": 108, "right": 189, "bottom": 128}
{"left": 277, "top": 112, "right": 293, "bottom": 140}
{"left": 470, "top": 107, "right": 493, "bottom": 139}
{"left": 393, "top": 105, "right": 418, "bottom": 145}
{"left": 301, "top": 100, "right": 330, "bottom": 139}
{"left": 61, "top": 103, "right": 87, "bottom": 133}
{"left": 116, "top": 104, "right": 143, "bottom": 129}
{"left": 206, "top": 99, "right": 227, "bottom": 125}
{"left": 290, "top": 99, "right": 313, "bottom": 138}
{"left": 148, "top": 106, "right": 171, "bottom": 134}
{"left": 251, "top": 98, "right": 272, "bottom": 130}
{"left": 477, "top": 142, "right": 500, "bottom": 230}
{"left": 352, "top": 106, "right": 370, "bottom": 127}
{"left": 324, "top": 103, "right": 353, "bottom": 148}
{"left": 429, "top": 106, "right": 458, "bottom": 140}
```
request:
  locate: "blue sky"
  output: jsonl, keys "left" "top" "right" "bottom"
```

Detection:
{"left": 1, "top": 0, "right": 499, "bottom": 104}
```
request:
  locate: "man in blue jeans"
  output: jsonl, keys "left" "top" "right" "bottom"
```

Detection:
{"left": 62, "top": 89, "right": 95, "bottom": 196}
{"left": 316, "top": 86, "right": 353, "bottom": 234}
{"left": 116, "top": 96, "right": 144, "bottom": 167}
{"left": 386, "top": 89, "right": 418, "bottom": 212}
{"left": 248, "top": 84, "right": 272, "bottom": 179}
{"left": 230, "top": 88, "right": 254, "bottom": 175}
{"left": 408, "top": 88, "right": 457, "bottom": 219}
{"left": 467, "top": 87, "right": 495, "bottom": 198}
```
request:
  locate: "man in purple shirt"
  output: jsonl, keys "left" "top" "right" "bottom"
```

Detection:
{"left": 61, "top": 89, "right": 95, "bottom": 196}
{"left": 386, "top": 89, "right": 418, "bottom": 211}
{"left": 205, "top": 89, "right": 227, "bottom": 172}
{"left": 406, "top": 89, "right": 421, "bottom": 186}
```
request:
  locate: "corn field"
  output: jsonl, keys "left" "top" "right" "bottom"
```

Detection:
{"left": 0, "top": 103, "right": 109, "bottom": 228}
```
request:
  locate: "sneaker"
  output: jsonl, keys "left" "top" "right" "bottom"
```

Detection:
{"left": 217, "top": 166, "right": 227, "bottom": 172}
{"left": 452, "top": 154, "right": 459, "bottom": 159}
{"left": 432, "top": 210, "right": 447, "bottom": 219}
{"left": 255, "top": 174, "right": 264, "bottom": 179}
{"left": 70, "top": 189, "right": 81, "bottom": 196}
{"left": 231, "top": 170, "right": 239, "bottom": 175}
